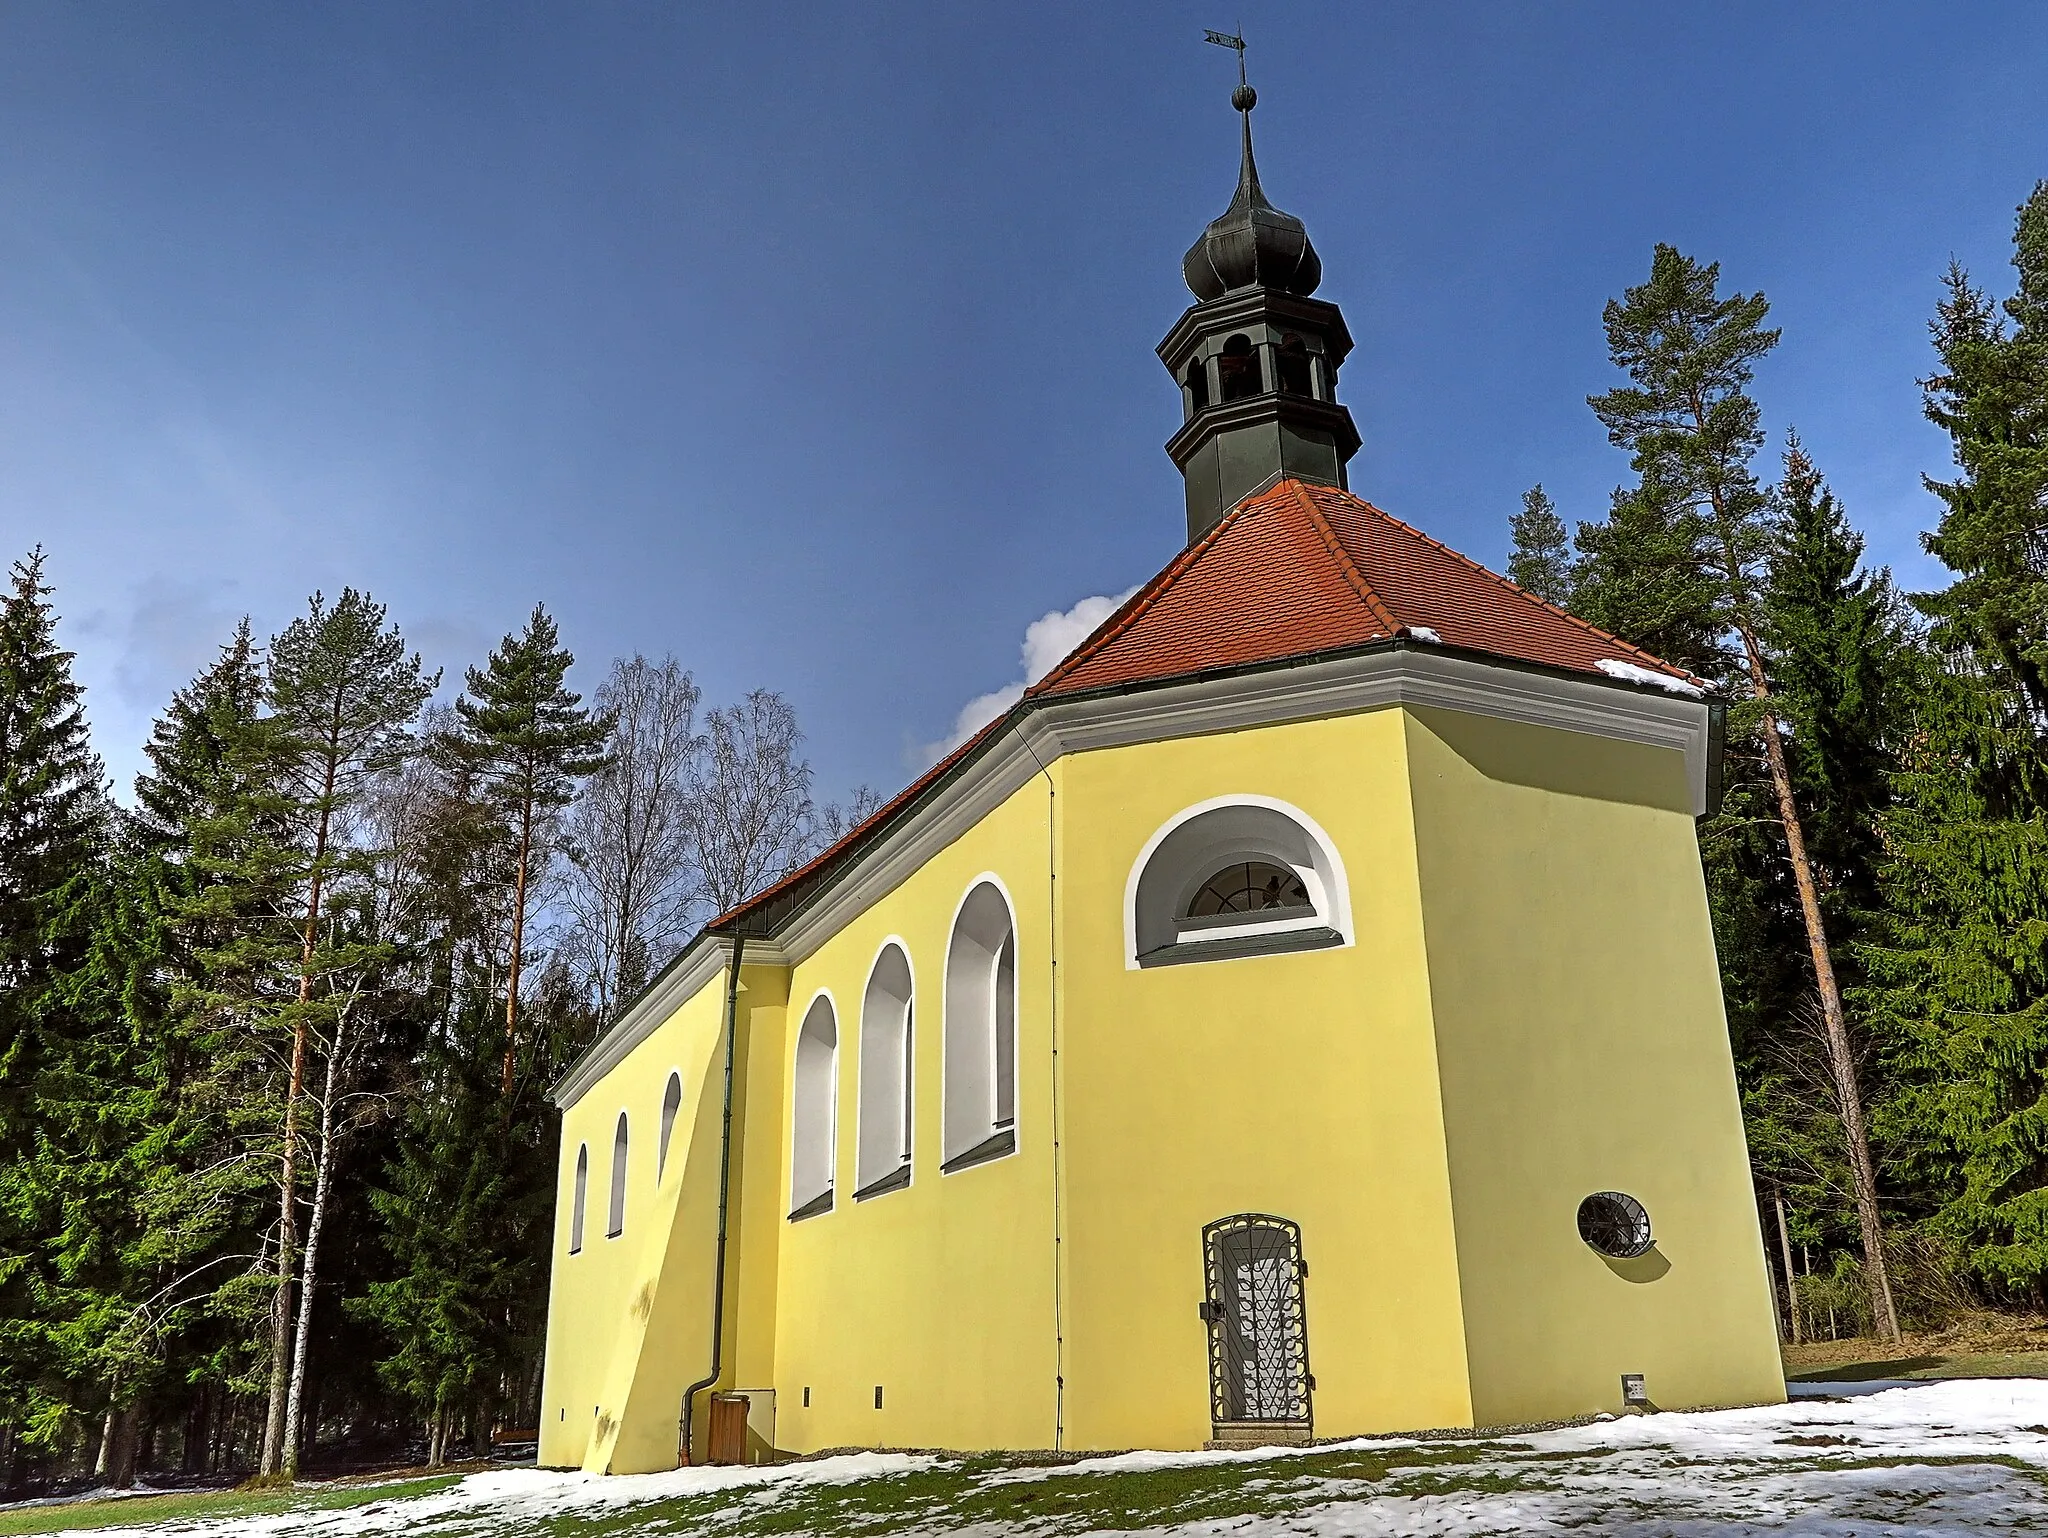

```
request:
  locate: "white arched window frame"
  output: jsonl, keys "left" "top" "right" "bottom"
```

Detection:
{"left": 943, "top": 878, "right": 1020, "bottom": 1172}
{"left": 1126, "top": 796, "right": 1352, "bottom": 969}
{"left": 607, "top": 1112, "right": 629, "bottom": 1237}
{"left": 569, "top": 1143, "right": 588, "bottom": 1254}
{"left": 854, "top": 942, "right": 915, "bottom": 1199}
{"left": 789, "top": 993, "right": 838, "bottom": 1220}
{"left": 658, "top": 1071, "right": 683, "bottom": 1181}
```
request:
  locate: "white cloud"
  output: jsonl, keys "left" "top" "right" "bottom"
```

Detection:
{"left": 920, "top": 586, "right": 1140, "bottom": 765}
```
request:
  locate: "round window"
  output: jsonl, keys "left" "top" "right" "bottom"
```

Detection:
{"left": 1577, "top": 1191, "right": 1654, "bottom": 1258}
{"left": 1185, "top": 861, "right": 1311, "bottom": 919}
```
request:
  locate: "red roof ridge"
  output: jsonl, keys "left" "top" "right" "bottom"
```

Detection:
{"left": 1274, "top": 479, "right": 1402, "bottom": 636}
{"left": 1301, "top": 482, "right": 1703, "bottom": 686}
{"left": 1027, "top": 494, "right": 1252, "bottom": 698}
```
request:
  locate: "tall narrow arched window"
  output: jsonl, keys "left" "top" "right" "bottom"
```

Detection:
{"left": 1276, "top": 333, "right": 1313, "bottom": 397}
{"left": 789, "top": 995, "right": 838, "bottom": 1220}
{"left": 658, "top": 1072, "right": 683, "bottom": 1180}
{"left": 569, "top": 1144, "right": 588, "bottom": 1254}
{"left": 1185, "top": 358, "right": 1210, "bottom": 414}
{"left": 855, "top": 944, "right": 914, "bottom": 1199}
{"left": 944, "top": 881, "right": 1019, "bottom": 1172}
{"left": 607, "top": 1113, "right": 629, "bottom": 1237}
{"left": 1218, "top": 333, "right": 1262, "bottom": 402}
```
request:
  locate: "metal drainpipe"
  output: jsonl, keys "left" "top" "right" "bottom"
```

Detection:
{"left": 678, "top": 933, "right": 745, "bottom": 1466}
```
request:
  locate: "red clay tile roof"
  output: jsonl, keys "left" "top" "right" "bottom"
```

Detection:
{"left": 1029, "top": 479, "right": 1695, "bottom": 699}
{"left": 706, "top": 479, "right": 1693, "bottom": 939}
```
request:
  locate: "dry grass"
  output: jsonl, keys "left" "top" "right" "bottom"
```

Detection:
{"left": 1784, "top": 1311, "right": 2048, "bottom": 1382}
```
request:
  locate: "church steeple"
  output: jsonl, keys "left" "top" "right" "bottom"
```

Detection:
{"left": 1160, "top": 56, "right": 1359, "bottom": 544}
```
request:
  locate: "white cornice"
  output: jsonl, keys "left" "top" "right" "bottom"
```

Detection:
{"left": 554, "top": 647, "right": 1709, "bottom": 1109}
{"left": 553, "top": 932, "right": 790, "bottom": 1110}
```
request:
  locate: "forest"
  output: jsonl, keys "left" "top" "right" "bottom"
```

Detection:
{"left": 0, "top": 176, "right": 2043, "bottom": 1491}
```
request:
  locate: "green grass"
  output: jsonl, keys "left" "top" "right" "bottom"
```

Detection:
{"left": 0, "top": 1473, "right": 463, "bottom": 1536}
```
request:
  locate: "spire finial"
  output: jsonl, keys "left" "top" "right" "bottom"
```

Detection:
{"left": 1205, "top": 30, "right": 1263, "bottom": 207}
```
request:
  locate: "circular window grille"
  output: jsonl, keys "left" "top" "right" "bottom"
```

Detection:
{"left": 1185, "top": 861, "right": 1311, "bottom": 918}
{"left": 1577, "top": 1192, "right": 1654, "bottom": 1258}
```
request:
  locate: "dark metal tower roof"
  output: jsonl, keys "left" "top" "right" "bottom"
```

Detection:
{"left": 1180, "top": 84, "right": 1322, "bottom": 301}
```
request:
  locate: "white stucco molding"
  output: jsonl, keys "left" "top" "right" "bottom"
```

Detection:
{"left": 554, "top": 646, "right": 1710, "bottom": 1109}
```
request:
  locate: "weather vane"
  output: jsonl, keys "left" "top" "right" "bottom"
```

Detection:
{"left": 1203, "top": 28, "right": 1255, "bottom": 109}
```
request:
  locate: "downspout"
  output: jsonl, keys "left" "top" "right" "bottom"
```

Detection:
{"left": 1013, "top": 720, "right": 1064, "bottom": 1451}
{"left": 678, "top": 933, "right": 745, "bottom": 1466}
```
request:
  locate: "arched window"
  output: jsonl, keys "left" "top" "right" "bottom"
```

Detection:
{"left": 1218, "top": 333, "right": 1262, "bottom": 402}
{"left": 789, "top": 995, "right": 838, "bottom": 1220}
{"left": 855, "top": 944, "right": 914, "bottom": 1199}
{"left": 1185, "top": 358, "right": 1210, "bottom": 414}
{"left": 658, "top": 1071, "right": 682, "bottom": 1180}
{"left": 944, "top": 881, "right": 1019, "bottom": 1172}
{"left": 607, "top": 1113, "right": 629, "bottom": 1237}
{"left": 569, "top": 1144, "right": 588, "bottom": 1254}
{"left": 1128, "top": 798, "right": 1351, "bottom": 968}
{"left": 1275, "top": 333, "right": 1313, "bottom": 397}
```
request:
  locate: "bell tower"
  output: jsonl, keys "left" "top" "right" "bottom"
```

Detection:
{"left": 1159, "top": 54, "right": 1360, "bottom": 544}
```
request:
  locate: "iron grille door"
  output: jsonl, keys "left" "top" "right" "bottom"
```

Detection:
{"left": 1203, "top": 1213, "right": 1311, "bottom": 1427}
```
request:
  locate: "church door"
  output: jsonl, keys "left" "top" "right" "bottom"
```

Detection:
{"left": 1201, "top": 1213, "right": 1312, "bottom": 1436}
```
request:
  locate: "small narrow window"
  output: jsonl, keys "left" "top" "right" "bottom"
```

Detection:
{"left": 790, "top": 996, "right": 838, "bottom": 1219}
{"left": 1276, "top": 334, "right": 1312, "bottom": 397}
{"left": 659, "top": 1072, "right": 682, "bottom": 1180}
{"left": 1218, "top": 333, "right": 1262, "bottom": 402}
{"left": 570, "top": 1144, "right": 588, "bottom": 1254}
{"left": 855, "top": 945, "right": 914, "bottom": 1199}
{"left": 607, "top": 1113, "right": 628, "bottom": 1237}
{"left": 1185, "top": 358, "right": 1210, "bottom": 413}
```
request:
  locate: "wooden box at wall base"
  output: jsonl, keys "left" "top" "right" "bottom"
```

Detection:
{"left": 707, "top": 1393, "right": 749, "bottom": 1466}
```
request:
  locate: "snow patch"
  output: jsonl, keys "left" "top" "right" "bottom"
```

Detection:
{"left": 1595, "top": 657, "right": 1705, "bottom": 697}
{"left": 1403, "top": 626, "right": 1442, "bottom": 644}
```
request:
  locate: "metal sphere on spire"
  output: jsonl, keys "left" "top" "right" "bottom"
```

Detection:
{"left": 1180, "top": 71, "right": 1322, "bottom": 301}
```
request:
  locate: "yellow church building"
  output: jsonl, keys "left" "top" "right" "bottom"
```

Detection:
{"left": 537, "top": 80, "right": 1784, "bottom": 1473}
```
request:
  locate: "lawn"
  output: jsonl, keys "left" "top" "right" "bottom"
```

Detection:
{"left": 10, "top": 1380, "right": 2048, "bottom": 1536}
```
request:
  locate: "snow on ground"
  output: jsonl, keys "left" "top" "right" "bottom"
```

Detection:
{"left": 45, "top": 1380, "right": 2048, "bottom": 1536}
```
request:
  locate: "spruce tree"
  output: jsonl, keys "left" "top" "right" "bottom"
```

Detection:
{"left": 439, "top": 605, "right": 606, "bottom": 1096}
{"left": 1506, "top": 485, "right": 1573, "bottom": 604}
{"left": 1862, "top": 182, "right": 2048, "bottom": 1297}
{"left": 0, "top": 549, "right": 114, "bottom": 1464}
{"left": 1589, "top": 244, "right": 1900, "bottom": 1338}
{"left": 1569, "top": 474, "right": 1726, "bottom": 679}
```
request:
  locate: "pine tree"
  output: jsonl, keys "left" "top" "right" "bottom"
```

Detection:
{"left": 1507, "top": 485, "right": 1573, "bottom": 605}
{"left": 1862, "top": 182, "right": 2048, "bottom": 1298}
{"left": 256, "top": 590, "right": 433, "bottom": 1474}
{"left": 1589, "top": 244, "right": 1900, "bottom": 1338}
{"left": 439, "top": 605, "right": 606, "bottom": 1096}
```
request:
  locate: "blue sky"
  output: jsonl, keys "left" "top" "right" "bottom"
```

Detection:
{"left": 3, "top": 3, "right": 2044, "bottom": 806}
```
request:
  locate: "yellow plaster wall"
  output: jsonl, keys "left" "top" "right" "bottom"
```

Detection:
{"left": 769, "top": 770, "right": 1061, "bottom": 1453}
{"left": 1402, "top": 707, "right": 1784, "bottom": 1424}
{"left": 537, "top": 962, "right": 787, "bottom": 1472}
{"left": 1055, "top": 710, "right": 1475, "bottom": 1450}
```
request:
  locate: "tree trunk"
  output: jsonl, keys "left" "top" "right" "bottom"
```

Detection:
{"left": 1747, "top": 672, "right": 1900, "bottom": 1342}
{"left": 282, "top": 1009, "right": 348, "bottom": 1477}
{"left": 502, "top": 796, "right": 533, "bottom": 1096}
{"left": 265, "top": 725, "right": 342, "bottom": 1473}
{"left": 1689, "top": 412, "right": 1901, "bottom": 1345}
{"left": 1774, "top": 1192, "right": 1805, "bottom": 1345}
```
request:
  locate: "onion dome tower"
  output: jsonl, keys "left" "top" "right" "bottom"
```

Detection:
{"left": 1160, "top": 73, "right": 1360, "bottom": 544}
